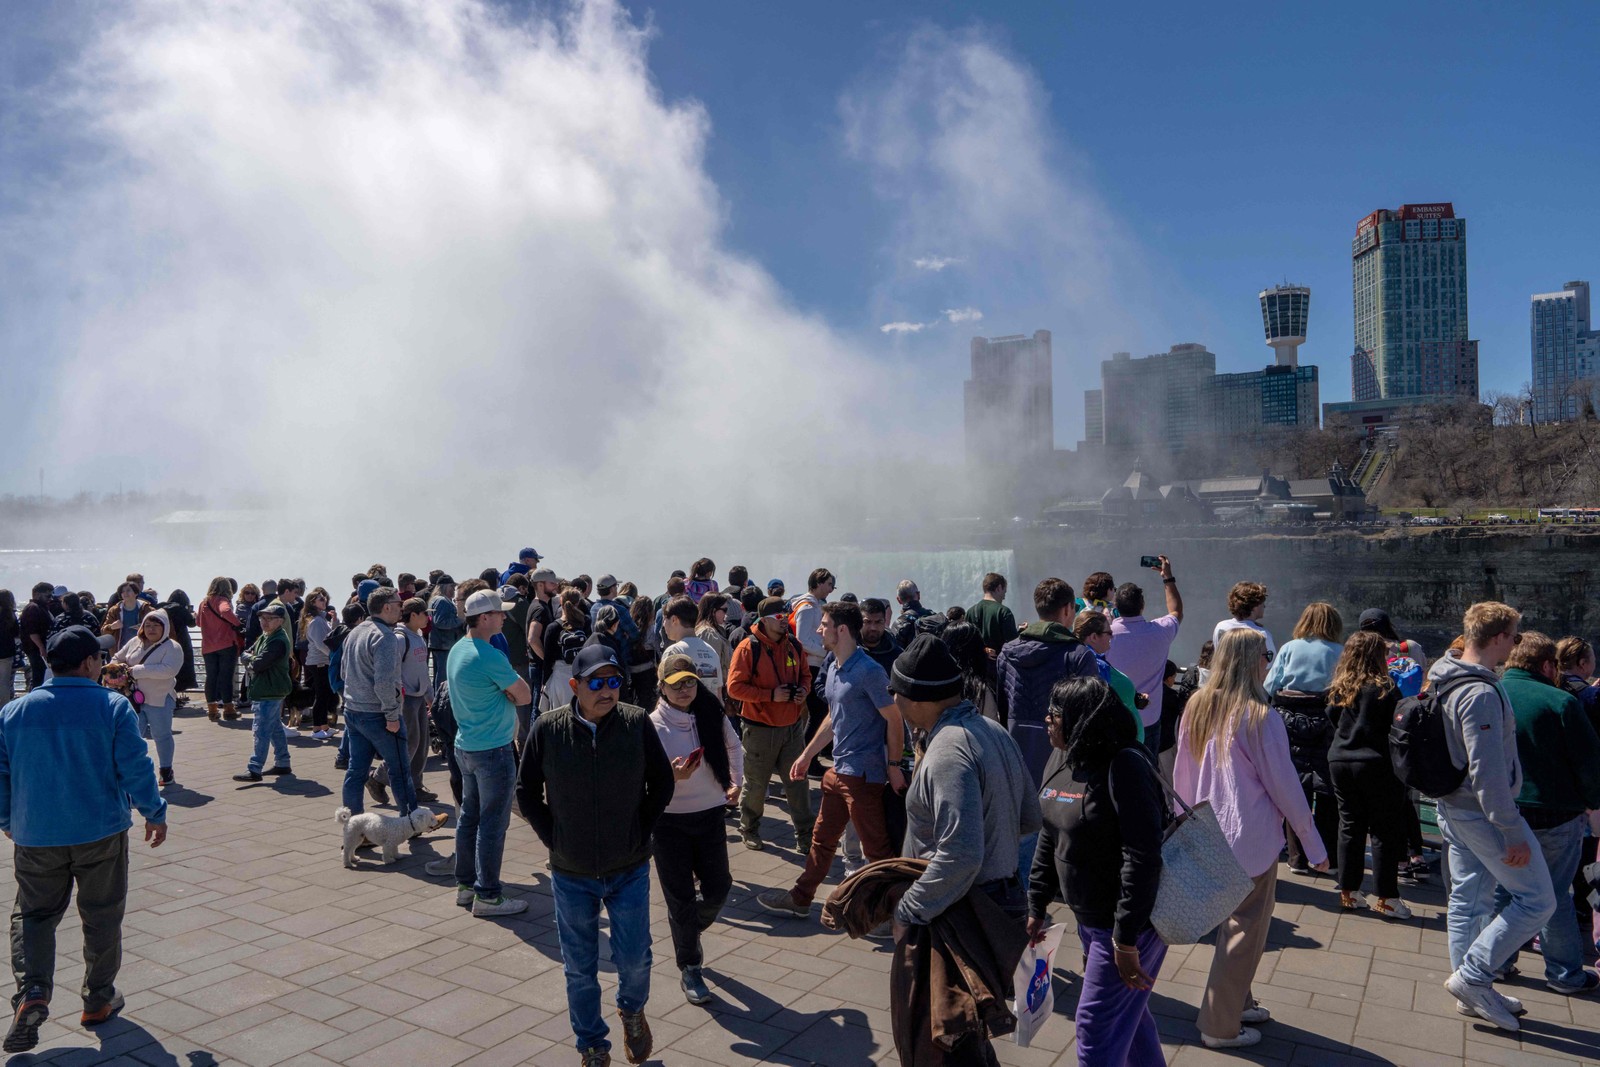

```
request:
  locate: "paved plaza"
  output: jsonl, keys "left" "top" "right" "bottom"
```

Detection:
{"left": 4, "top": 701, "right": 1599, "bottom": 1067}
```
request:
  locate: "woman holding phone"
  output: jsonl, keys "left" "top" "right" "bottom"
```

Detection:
{"left": 649, "top": 653, "right": 744, "bottom": 1007}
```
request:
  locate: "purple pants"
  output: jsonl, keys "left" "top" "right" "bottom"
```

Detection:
{"left": 1075, "top": 924, "right": 1167, "bottom": 1067}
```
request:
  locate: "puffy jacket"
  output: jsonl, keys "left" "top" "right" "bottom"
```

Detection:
{"left": 111, "top": 609, "right": 184, "bottom": 707}
{"left": 1273, "top": 690, "right": 1333, "bottom": 794}
{"left": 995, "top": 622, "right": 1099, "bottom": 787}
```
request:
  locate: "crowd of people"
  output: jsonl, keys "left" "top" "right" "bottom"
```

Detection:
{"left": 1, "top": 550, "right": 1598, "bottom": 1065}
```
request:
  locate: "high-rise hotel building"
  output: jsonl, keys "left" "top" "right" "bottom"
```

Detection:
{"left": 1531, "top": 281, "right": 1600, "bottom": 423}
{"left": 1348, "top": 203, "right": 1477, "bottom": 403}
{"left": 963, "top": 330, "right": 1054, "bottom": 465}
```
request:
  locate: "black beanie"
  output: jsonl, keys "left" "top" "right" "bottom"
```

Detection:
{"left": 889, "top": 634, "right": 965, "bottom": 701}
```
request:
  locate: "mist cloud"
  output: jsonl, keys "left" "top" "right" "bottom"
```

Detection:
{"left": 911, "top": 255, "right": 962, "bottom": 272}
{"left": 3, "top": 0, "right": 897, "bottom": 564}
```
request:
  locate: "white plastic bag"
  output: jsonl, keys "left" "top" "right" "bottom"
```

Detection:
{"left": 1011, "top": 922, "right": 1065, "bottom": 1047}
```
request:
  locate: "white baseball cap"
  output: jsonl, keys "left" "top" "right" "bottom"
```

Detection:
{"left": 463, "top": 589, "right": 516, "bottom": 617}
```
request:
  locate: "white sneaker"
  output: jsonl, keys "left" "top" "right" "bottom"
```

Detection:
{"left": 1445, "top": 972, "right": 1519, "bottom": 1031}
{"left": 1367, "top": 896, "right": 1413, "bottom": 920}
{"left": 311, "top": 730, "right": 330, "bottom": 740}
{"left": 1201, "top": 1027, "right": 1261, "bottom": 1049}
{"left": 1240, "top": 1004, "right": 1271, "bottom": 1024}
{"left": 471, "top": 895, "right": 529, "bottom": 918}
{"left": 454, "top": 885, "right": 474, "bottom": 907}
{"left": 283, "top": 727, "right": 300, "bottom": 737}
{"left": 424, "top": 857, "right": 455, "bottom": 876}
{"left": 1456, "top": 990, "right": 1526, "bottom": 1018}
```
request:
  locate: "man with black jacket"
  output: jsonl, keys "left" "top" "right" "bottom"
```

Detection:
{"left": 518, "top": 645, "right": 674, "bottom": 1067}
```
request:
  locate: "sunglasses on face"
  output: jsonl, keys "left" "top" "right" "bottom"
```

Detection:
{"left": 585, "top": 675, "right": 623, "bottom": 691}
{"left": 665, "top": 678, "right": 698, "bottom": 691}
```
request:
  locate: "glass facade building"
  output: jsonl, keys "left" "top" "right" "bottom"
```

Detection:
{"left": 963, "top": 330, "right": 1054, "bottom": 465}
{"left": 1349, "top": 204, "right": 1476, "bottom": 403}
{"left": 1259, "top": 285, "right": 1310, "bottom": 366}
{"left": 1531, "top": 281, "right": 1600, "bottom": 423}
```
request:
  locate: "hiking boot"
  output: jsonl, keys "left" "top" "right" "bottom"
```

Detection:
{"left": 580, "top": 1047, "right": 611, "bottom": 1067}
{"left": 366, "top": 779, "right": 389, "bottom": 805}
{"left": 232, "top": 771, "right": 263, "bottom": 782}
{"left": 222, "top": 703, "right": 238, "bottom": 720}
{"left": 3, "top": 987, "right": 49, "bottom": 1053}
{"left": 757, "top": 888, "right": 809, "bottom": 919}
{"left": 206, "top": 703, "right": 221, "bottom": 722}
{"left": 80, "top": 992, "right": 124, "bottom": 1027}
{"left": 471, "top": 895, "right": 529, "bottom": 918}
{"left": 617, "top": 1009, "right": 652, "bottom": 1064}
{"left": 681, "top": 966, "right": 713, "bottom": 1006}
{"left": 740, "top": 831, "right": 764, "bottom": 852}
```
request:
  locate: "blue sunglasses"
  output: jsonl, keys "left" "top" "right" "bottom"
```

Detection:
{"left": 585, "top": 675, "right": 623, "bottom": 691}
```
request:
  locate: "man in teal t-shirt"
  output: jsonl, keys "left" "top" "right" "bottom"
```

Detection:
{"left": 441, "top": 590, "right": 532, "bottom": 917}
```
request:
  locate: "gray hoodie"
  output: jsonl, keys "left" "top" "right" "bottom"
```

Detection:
{"left": 895, "top": 699, "right": 1043, "bottom": 926}
{"left": 342, "top": 618, "right": 401, "bottom": 720}
{"left": 1428, "top": 650, "right": 1525, "bottom": 844}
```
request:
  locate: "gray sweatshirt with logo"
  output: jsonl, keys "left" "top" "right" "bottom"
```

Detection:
{"left": 1429, "top": 651, "right": 1526, "bottom": 845}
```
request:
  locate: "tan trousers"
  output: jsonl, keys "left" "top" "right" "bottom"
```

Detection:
{"left": 1198, "top": 865, "right": 1277, "bottom": 1040}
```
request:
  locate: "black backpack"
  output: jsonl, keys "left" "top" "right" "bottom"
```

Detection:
{"left": 1389, "top": 676, "right": 1480, "bottom": 798}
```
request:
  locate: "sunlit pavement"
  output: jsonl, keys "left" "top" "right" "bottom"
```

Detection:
{"left": 6, "top": 700, "right": 1600, "bottom": 1066}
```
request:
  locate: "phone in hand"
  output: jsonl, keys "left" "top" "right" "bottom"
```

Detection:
{"left": 686, "top": 746, "right": 704, "bottom": 765}
{"left": 1140, "top": 555, "right": 1161, "bottom": 569}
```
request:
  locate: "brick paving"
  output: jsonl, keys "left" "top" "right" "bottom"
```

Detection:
{"left": 5, "top": 701, "right": 1599, "bottom": 1067}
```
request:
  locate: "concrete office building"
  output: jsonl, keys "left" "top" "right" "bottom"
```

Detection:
{"left": 1531, "top": 281, "right": 1600, "bottom": 423}
{"left": 963, "top": 330, "right": 1053, "bottom": 465}
{"left": 1342, "top": 203, "right": 1477, "bottom": 405}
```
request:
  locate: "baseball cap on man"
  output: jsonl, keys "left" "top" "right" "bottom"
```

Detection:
{"left": 519, "top": 547, "right": 542, "bottom": 562}
{"left": 45, "top": 626, "right": 104, "bottom": 670}
{"left": 595, "top": 574, "right": 618, "bottom": 592}
{"left": 257, "top": 603, "right": 288, "bottom": 621}
{"left": 50, "top": 585, "right": 69, "bottom": 598}
{"left": 757, "top": 597, "right": 788, "bottom": 619}
{"left": 1357, "top": 609, "right": 1400, "bottom": 642}
{"left": 463, "top": 589, "right": 516, "bottom": 617}
{"left": 573, "top": 644, "right": 622, "bottom": 679}
{"left": 766, "top": 579, "right": 785, "bottom": 593}
{"left": 529, "top": 568, "right": 558, "bottom": 584}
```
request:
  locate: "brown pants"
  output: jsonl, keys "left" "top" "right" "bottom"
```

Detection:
{"left": 792, "top": 769, "right": 892, "bottom": 906}
{"left": 1198, "top": 866, "right": 1277, "bottom": 1040}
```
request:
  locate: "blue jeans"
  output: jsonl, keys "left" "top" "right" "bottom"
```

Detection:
{"left": 1437, "top": 802, "right": 1556, "bottom": 986}
{"left": 248, "top": 698, "right": 290, "bottom": 774}
{"left": 140, "top": 694, "right": 176, "bottom": 768}
{"left": 552, "top": 862, "right": 653, "bottom": 1053}
{"left": 342, "top": 711, "right": 417, "bottom": 816}
{"left": 1018, "top": 832, "right": 1039, "bottom": 901}
{"left": 1491, "top": 814, "right": 1588, "bottom": 988}
{"left": 454, "top": 744, "right": 516, "bottom": 899}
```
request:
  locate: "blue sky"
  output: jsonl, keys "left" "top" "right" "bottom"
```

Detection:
{"left": 640, "top": 0, "right": 1600, "bottom": 439}
{"left": 2, "top": 0, "right": 1597, "bottom": 487}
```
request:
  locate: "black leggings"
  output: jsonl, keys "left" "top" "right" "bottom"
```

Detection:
{"left": 1330, "top": 759, "right": 1410, "bottom": 897}
{"left": 307, "top": 665, "right": 337, "bottom": 728}
{"left": 203, "top": 648, "right": 238, "bottom": 704}
{"left": 651, "top": 806, "right": 732, "bottom": 970}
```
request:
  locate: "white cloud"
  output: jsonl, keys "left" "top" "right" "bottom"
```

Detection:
{"left": 912, "top": 255, "right": 962, "bottom": 271}
{"left": 942, "top": 307, "right": 983, "bottom": 324}
{"left": 2, "top": 0, "right": 898, "bottom": 565}
{"left": 880, "top": 321, "right": 929, "bottom": 334}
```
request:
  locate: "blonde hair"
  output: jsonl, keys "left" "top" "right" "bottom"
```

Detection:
{"left": 1291, "top": 602, "right": 1343, "bottom": 643}
{"left": 1463, "top": 602, "right": 1520, "bottom": 646}
{"left": 1182, "top": 628, "right": 1272, "bottom": 764}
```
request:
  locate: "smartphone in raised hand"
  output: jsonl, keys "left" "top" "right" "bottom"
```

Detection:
{"left": 1139, "top": 555, "right": 1161, "bottom": 569}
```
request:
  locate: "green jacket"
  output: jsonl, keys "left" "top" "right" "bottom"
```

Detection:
{"left": 248, "top": 627, "right": 294, "bottom": 701}
{"left": 1502, "top": 667, "right": 1600, "bottom": 819}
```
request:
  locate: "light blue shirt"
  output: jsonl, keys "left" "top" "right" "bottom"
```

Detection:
{"left": 446, "top": 638, "right": 520, "bottom": 752}
{"left": 1264, "top": 637, "right": 1343, "bottom": 698}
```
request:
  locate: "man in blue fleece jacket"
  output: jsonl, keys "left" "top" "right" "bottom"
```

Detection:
{"left": 0, "top": 626, "right": 167, "bottom": 1053}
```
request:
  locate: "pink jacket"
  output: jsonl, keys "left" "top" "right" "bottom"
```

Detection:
{"left": 1172, "top": 705, "right": 1326, "bottom": 877}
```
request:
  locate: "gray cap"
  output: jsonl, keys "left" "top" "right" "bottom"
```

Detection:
{"left": 595, "top": 574, "right": 618, "bottom": 591}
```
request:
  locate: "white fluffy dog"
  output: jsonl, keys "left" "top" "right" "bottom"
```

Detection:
{"left": 335, "top": 806, "right": 441, "bottom": 868}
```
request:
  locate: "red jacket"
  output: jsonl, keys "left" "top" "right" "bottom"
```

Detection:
{"left": 198, "top": 596, "right": 243, "bottom": 654}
